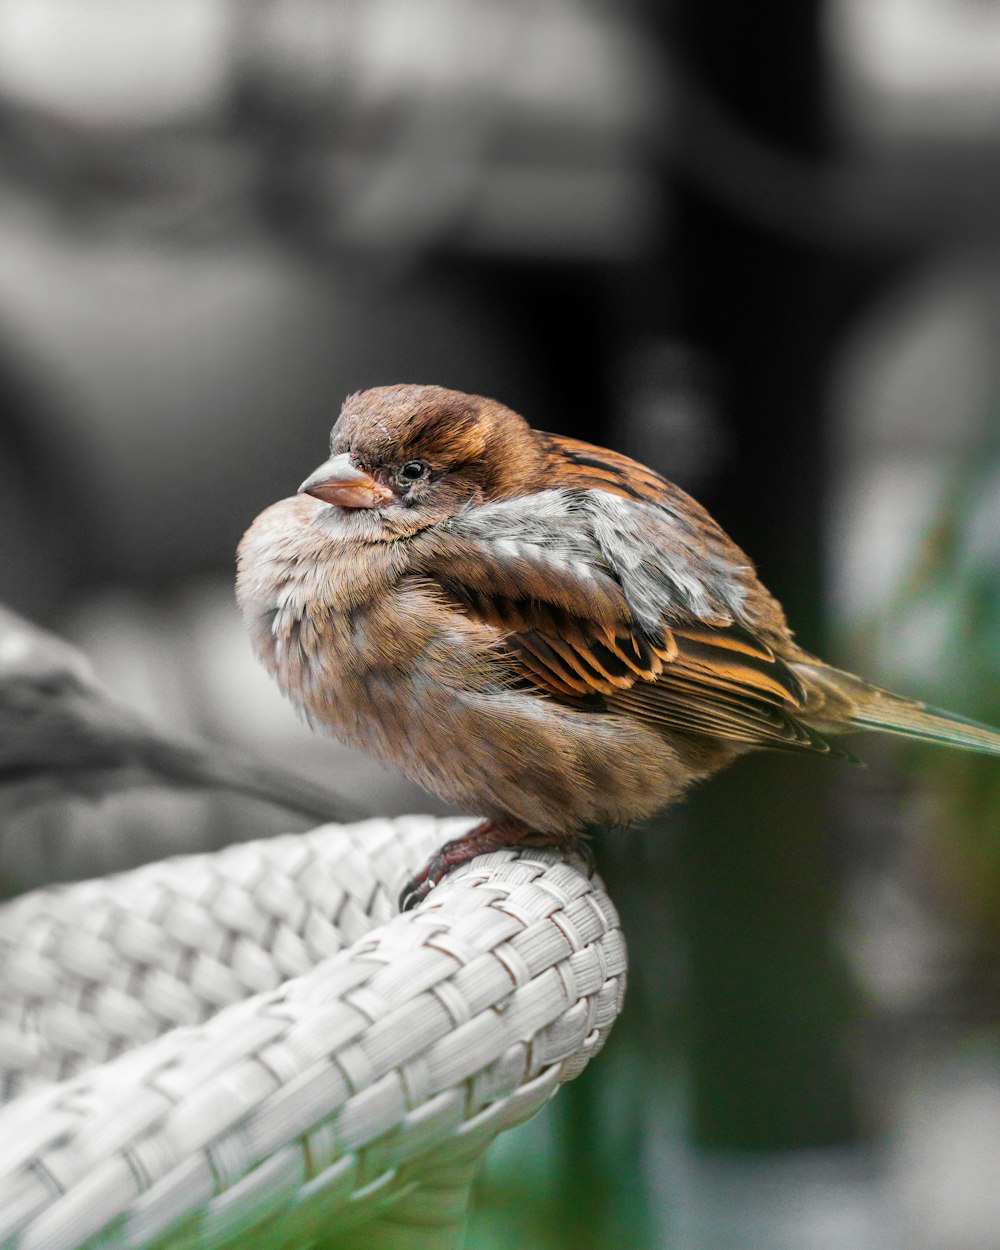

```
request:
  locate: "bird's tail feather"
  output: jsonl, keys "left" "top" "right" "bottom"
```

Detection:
{"left": 849, "top": 692, "right": 1000, "bottom": 758}
{"left": 792, "top": 660, "right": 1000, "bottom": 758}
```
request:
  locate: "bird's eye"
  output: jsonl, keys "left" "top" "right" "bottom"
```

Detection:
{"left": 397, "top": 460, "right": 429, "bottom": 484}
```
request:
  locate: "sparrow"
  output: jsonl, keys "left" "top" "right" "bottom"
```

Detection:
{"left": 0, "top": 604, "right": 365, "bottom": 824}
{"left": 236, "top": 383, "right": 1000, "bottom": 908}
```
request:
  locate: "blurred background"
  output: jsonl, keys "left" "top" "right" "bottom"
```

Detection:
{"left": 0, "top": 1, "right": 998, "bottom": 1246}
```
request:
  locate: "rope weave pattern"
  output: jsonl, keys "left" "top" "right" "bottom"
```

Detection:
{"left": 0, "top": 817, "right": 626, "bottom": 1250}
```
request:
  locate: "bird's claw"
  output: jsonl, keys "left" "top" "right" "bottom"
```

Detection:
{"left": 398, "top": 853, "right": 449, "bottom": 911}
{"left": 398, "top": 824, "right": 514, "bottom": 911}
{"left": 399, "top": 827, "right": 597, "bottom": 911}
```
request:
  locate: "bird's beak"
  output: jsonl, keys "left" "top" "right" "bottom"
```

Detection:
{"left": 298, "top": 454, "right": 394, "bottom": 509}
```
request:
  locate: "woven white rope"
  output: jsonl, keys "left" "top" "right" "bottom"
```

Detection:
{"left": 0, "top": 817, "right": 626, "bottom": 1250}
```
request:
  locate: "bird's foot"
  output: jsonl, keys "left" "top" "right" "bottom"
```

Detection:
{"left": 399, "top": 819, "right": 524, "bottom": 910}
{"left": 398, "top": 820, "right": 588, "bottom": 911}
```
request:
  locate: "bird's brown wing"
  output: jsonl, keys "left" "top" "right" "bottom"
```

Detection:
{"left": 606, "top": 623, "right": 840, "bottom": 754}
{"left": 537, "top": 432, "right": 676, "bottom": 505}
{"left": 409, "top": 486, "right": 840, "bottom": 756}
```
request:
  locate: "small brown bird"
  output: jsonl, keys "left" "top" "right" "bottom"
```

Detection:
{"left": 237, "top": 384, "right": 1000, "bottom": 907}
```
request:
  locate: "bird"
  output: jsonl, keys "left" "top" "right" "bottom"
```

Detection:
{"left": 236, "top": 383, "right": 1000, "bottom": 908}
{"left": 0, "top": 603, "right": 366, "bottom": 825}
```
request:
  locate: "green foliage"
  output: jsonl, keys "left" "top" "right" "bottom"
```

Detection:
{"left": 466, "top": 1020, "right": 678, "bottom": 1250}
{"left": 874, "top": 430, "right": 1000, "bottom": 946}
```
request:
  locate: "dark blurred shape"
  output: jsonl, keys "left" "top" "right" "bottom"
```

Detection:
{"left": 0, "top": 603, "right": 365, "bottom": 841}
{"left": 668, "top": 0, "right": 860, "bottom": 1151}
{"left": 0, "top": 348, "right": 85, "bottom": 622}
{"left": 0, "top": 2, "right": 657, "bottom": 260}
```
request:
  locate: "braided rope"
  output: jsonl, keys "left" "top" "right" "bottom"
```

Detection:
{"left": 0, "top": 817, "right": 626, "bottom": 1250}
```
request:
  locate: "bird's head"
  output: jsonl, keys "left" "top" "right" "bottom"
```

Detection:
{"left": 298, "top": 384, "right": 544, "bottom": 533}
